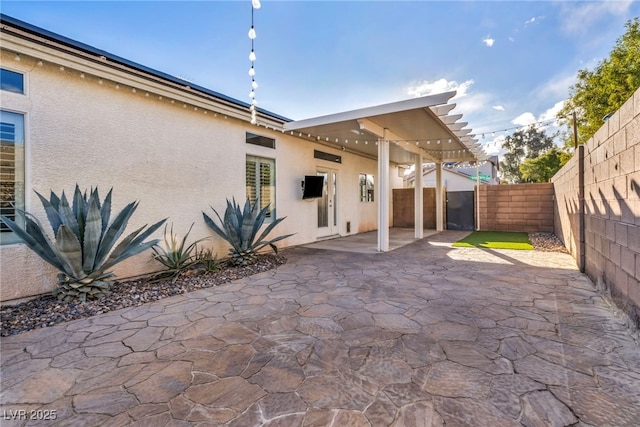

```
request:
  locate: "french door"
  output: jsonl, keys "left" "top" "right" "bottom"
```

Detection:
{"left": 317, "top": 169, "right": 338, "bottom": 237}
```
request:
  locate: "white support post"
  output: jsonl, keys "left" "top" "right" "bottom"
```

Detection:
{"left": 435, "top": 161, "right": 443, "bottom": 231}
{"left": 476, "top": 162, "right": 481, "bottom": 230}
{"left": 414, "top": 150, "right": 424, "bottom": 238}
{"left": 377, "top": 136, "right": 390, "bottom": 251}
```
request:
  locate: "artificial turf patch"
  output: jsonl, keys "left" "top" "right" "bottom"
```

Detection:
{"left": 452, "top": 231, "right": 533, "bottom": 250}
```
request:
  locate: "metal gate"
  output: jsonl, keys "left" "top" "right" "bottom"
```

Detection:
{"left": 446, "top": 191, "right": 475, "bottom": 231}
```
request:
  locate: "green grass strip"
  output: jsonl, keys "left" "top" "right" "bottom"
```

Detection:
{"left": 452, "top": 231, "right": 533, "bottom": 250}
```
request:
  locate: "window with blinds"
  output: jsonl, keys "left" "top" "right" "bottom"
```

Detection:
{"left": 246, "top": 156, "right": 275, "bottom": 221}
{"left": 0, "top": 110, "right": 25, "bottom": 243}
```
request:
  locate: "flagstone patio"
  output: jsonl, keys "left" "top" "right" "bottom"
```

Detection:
{"left": 1, "top": 231, "right": 639, "bottom": 426}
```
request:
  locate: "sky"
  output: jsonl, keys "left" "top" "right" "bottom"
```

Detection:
{"left": 2, "top": 0, "right": 639, "bottom": 157}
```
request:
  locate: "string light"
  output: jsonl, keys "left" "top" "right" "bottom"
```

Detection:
{"left": 248, "top": 0, "right": 260, "bottom": 125}
{"left": 469, "top": 118, "right": 559, "bottom": 140}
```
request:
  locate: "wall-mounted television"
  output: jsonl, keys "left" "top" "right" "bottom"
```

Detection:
{"left": 302, "top": 175, "right": 324, "bottom": 199}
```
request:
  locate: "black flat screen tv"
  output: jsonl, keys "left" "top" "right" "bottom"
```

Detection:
{"left": 302, "top": 175, "right": 324, "bottom": 199}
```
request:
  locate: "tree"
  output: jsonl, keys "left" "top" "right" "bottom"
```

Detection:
{"left": 500, "top": 126, "right": 555, "bottom": 183}
{"left": 519, "top": 148, "right": 571, "bottom": 183}
{"left": 559, "top": 18, "right": 640, "bottom": 145}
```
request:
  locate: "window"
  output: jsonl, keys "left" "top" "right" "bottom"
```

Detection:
{"left": 314, "top": 150, "right": 341, "bottom": 163}
{"left": 246, "top": 156, "right": 275, "bottom": 221}
{"left": 1, "top": 110, "right": 25, "bottom": 244}
{"left": 246, "top": 132, "right": 275, "bottom": 149}
{"left": 1, "top": 69, "right": 24, "bottom": 94}
{"left": 359, "top": 173, "right": 374, "bottom": 202}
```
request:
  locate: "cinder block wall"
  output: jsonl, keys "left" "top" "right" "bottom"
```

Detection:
{"left": 552, "top": 87, "right": 640, "bottom": 328}
{"left": 478, "top": 183, "right": 554, "bottom": 233}
{"left": 392, "top": 188, "right": 436, "bottom": 228}
{"left": 551, "top": 148, "right": 583, "bottom": 263}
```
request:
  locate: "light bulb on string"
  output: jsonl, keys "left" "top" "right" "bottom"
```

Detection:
{"left": 252, "top": 0, "right": 261, "bottom": 9}
{"left": 249, "top": 50, "right": 256, "bottom": 61}
{"left": 248, "top": 27, "right": 256, "bottom": 39}
{"left": 249, "top": 90, "right": 255, "bottom": 99}
{"left": 251, "top": 80, "right": 258, "bottom": 89}
{"left": 248, "top": 66, "right": 255, "bottom": 77}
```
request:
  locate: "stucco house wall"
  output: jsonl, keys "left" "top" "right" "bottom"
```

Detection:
{"left": 0, "top": 28, "right": 402, "bottom": 302}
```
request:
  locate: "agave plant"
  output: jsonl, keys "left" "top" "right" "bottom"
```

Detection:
{"left": 0, "top": 185, "right": 166, "bottom": 302}
{"left": 151, "top": 222, "right": 206, "bottom": 280}
{"left": 203, "top": 198, "right": 293, "bottom": 266}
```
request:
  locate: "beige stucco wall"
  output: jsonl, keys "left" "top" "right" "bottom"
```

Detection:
{"left": 0, "top": 43, "right": 407, "bottom": 302}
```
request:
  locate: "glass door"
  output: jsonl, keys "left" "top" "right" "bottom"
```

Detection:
{"left": 317, "top": 169, "right": 338, "bottom": 237}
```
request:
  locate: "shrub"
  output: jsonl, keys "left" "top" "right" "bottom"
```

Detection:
{"left": 0, "top": 185, "right": 166, "bottom": 302}
{"left": 203, "top": 198, "right": 292, "bottom": 266}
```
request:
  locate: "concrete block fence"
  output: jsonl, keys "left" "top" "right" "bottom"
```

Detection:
{"left": 553, "top": 87, "right": 640, "bottom": 328}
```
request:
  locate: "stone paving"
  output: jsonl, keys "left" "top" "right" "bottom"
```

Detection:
{"left": 1, "top": 231, "right": 639, "bottom": 426}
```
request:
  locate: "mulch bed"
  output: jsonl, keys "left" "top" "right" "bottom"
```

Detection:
{"left": 1, "top": 254, "right": 285, "bottom": 337}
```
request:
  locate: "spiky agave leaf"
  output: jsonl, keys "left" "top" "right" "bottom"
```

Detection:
{"left": 2, "top": 185, "right": 165, "bottom": 302}
{"left": 100, "top": 218, "right": 166, "bottom": 271}
{"left": 34, "top": 190, "right": 63, "bottom": 236}
{"left": 203, "top": 198, "right": 293, "bottom": 266}
{"left": 1, "top": 211, "right": 66, "bottom": 273}
{"left": 58, "top": 191, "right": 80, "bottom": 238}
{"left": 55, "top": 224, "right": 86, "bottom": 280}
{"left": 81, "top": 195, "right": 102, "bottom": 273}
{"left": 93, "top": 201, "right": 138, "bottom": 268}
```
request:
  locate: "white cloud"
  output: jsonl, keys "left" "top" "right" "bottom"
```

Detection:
{"left": 482, "top": 135, "right": 506, "bottom": 157}
{"left": 406, "top": 78, "right": 494, "bottom": 117}
{"left": 512, "top": 112, "right": 536, "bottom": 127}
{"left": 455, "top": 92, "right": 491, "bottom": 114}
{"left": 524, "top": 16, "right": 544, "bottom": 26}
{"left": 558, "top": 0, "right": 632, "bottom": 34}
{"left": 539, "top": 100, "right": 566, "bottom": 123}
{"left": 406, "top": 78, "right": 474, "bottom": 99}
{"left": 493, "top": 105, "right": 505, "bottom": 111}
{"left": 538, "top": 73, "right": 576, "bottom": 100}
{"left": 482, "top": 36, "right": 495, "bottom": 47}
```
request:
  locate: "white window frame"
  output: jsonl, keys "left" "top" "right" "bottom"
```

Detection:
{"left": 0, "top": 109, "right": 26, "bottom": 245}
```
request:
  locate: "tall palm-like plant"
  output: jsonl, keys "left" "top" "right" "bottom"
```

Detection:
{"left": 203, "top": 198, "right": 292, "bottom": 266}
{"left": 0, "top": 185, "right": 166, "bottom": 302}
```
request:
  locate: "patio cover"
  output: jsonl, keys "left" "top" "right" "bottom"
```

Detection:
{"left": 284, "top": 91, "right": 487, "bottom": 251}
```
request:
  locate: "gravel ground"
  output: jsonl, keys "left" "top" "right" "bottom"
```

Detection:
{"left": 529, "top": 232, "right": 569, "bottom": 253}
{"left": 1, "top": 254, "right": 285, "bottom": 337}
{"left": 1, "top": 233, "right": 569, "bottom": 337}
